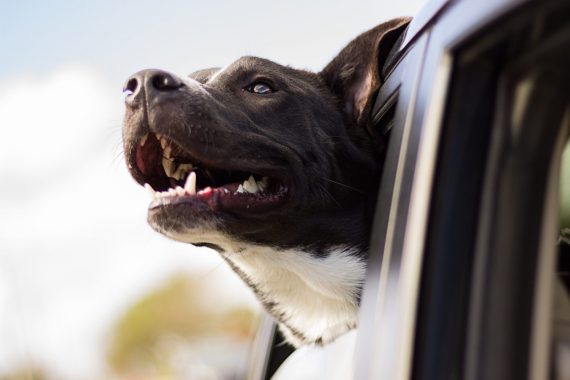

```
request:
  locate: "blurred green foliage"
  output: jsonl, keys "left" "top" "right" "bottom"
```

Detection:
{"left": 0, "top": 368, "right": 46, "bottom": 380}
{"left": 107, "top": 274, "right": 256, "bottom": 377}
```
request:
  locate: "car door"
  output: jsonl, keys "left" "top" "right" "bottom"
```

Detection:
{"left": 358, "top": 0, "right": 570, "bottom": 379}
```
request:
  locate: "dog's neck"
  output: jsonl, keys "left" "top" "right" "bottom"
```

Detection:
{"left": 224, "top": 245, "right": 366, "bottom": 346}
{"left": 163, "top": 227, "right": 366, "bottom": 346}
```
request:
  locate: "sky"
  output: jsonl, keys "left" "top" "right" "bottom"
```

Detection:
{"left": 0, "top": 0, "right": 426, "bottom": 378}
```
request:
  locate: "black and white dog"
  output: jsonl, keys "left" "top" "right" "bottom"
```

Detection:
{"left": 122, "top": 18, "right": 410, "bottom": 347}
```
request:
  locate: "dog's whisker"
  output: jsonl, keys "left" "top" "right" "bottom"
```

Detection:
{"left": 318, "top": 185, "right": 342, "bottom": 208}
{"left": 275, "top": 340, "right": 292, "bottom": 348}
{"left": 319, "top": 177, "right": 365, "bottom": 194}
{"left": 111, "top": 148, "right": 125, "bottom": 165}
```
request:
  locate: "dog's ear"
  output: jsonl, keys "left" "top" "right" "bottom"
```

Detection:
{"left": 320, "top": 17, "right": 411, "bottom": 128}
{"left": 189, "top": 67, "right": 221, "bottom": 84}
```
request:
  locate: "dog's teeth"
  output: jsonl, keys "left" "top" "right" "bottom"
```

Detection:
{"left": 198, "top": 187, "right": 213, "bottom": 195}
{"left": 173, "top": 163, "right": 193, "bottom": 180}
{"left": 168, "top": 188, "right": 177, "bottom": 197}
{"left": 171, "top": 165, "right": 182, "bottom": 181}
{"left": 160, "top": 137, "right": 168, "bottom": 150}
{"left": 248, "top": 175, "right": 257, "bottom": 186}
{"left": 243, "top": 175, "right": 259, "bottom": 194}
{"left": 258, "top": 177, "right": 269, "bottom": 192}
{"left": 184, "top": 171, "right": 196, "bottom": 195}
{"left": 175, "top": 186, "right": 185, "bottom": 196}
{"left": 162, "top": 158, "right": 175, "bottom": 177}
{"left": 140, "top": 133, "right": 149, "bottom": 147}
{"left": 237, "top": 184, "right": 245, "bottom": 194}
{"left": 144, "top": 183, "right": 156, "bottom": 198}
{"left": 164, "top": 145, "right": 172, "bottom": 158}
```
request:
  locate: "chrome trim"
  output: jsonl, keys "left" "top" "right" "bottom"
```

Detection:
{"left": 397, "top": 52, "right": 452, "bottom": 380}
{"left": 402, "top": 0, "right": 451, "bottom": 49}
{"left": 354, "top": 34, "right": 428, "bottom": 379}
{"left": 356, "top": 17, "right": 453, "bottom": 377}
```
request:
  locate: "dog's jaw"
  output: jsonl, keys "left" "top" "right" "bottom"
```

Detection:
{"left": 161, "top": 223, "right": 366, "bottom": 346}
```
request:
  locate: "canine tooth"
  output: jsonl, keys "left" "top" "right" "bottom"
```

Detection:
{"left": 175, "top": 186, "right": 185, "bottom": 196}
{"left": 144, "top": 183, "right": 156, "bottom": 198}
{"left": 160, "top": 138, "right": 168, "bottom": 150}
{"left": 140, "top": 133, "right": 149, "bottom": 147}
{"left": 162, "top": 158, "right": 175, "bottom": 177}
{"left": 185, "top": 171, "right": 196, "bottom": 195}
{"left": 168, "top": 188, "right": 177, "bottom": 196}
{"left": 164, "top": 145, "right": 172, "bottom": 158}
{"left": 237, "top": 184, "right": 245, "bottom": 193}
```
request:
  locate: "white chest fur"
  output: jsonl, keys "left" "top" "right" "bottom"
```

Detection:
{"left": 164, "top": 228, "right": 366, "bottom": 346}
{"left": 225, "top": 245, "right": 366, "bottom": 346}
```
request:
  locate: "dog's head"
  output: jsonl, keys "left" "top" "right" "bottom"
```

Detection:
{"left": 122, "top": 18, "right": 410, "bottom": 255}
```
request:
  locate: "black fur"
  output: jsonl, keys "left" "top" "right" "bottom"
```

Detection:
{"left": 122, "top": 18, "right": 411, "bottom": 345}
{"left": 123, "top": 18, "right": 410, "bottom": 256}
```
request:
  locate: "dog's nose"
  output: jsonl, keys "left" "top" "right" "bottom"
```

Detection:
{"left": 123, "top": 69, "right": 184, "bottom": 107}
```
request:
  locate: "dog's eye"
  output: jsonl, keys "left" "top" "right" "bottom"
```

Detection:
{"left": 246, "top": 82, "right": 274, "bottom": 94}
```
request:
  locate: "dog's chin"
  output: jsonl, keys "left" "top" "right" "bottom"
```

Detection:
{"left": 146, "top": 188, "right": 291, "bottom": 251}
{"left": 147, "top": 202, "right": 227, "bottom": 251}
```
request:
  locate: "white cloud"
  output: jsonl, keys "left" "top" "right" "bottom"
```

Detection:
{"left": 0, "top": 66, "right": 256, "bottom": 379}
{"left": 0, "top": 66, "right": 117, "bottom": 175}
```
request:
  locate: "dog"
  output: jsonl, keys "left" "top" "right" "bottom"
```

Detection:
{"left": 122, "top": 17, "right": 410, "bottom": 347}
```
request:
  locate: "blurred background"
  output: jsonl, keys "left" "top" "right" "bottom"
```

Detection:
{"left": 0, "top": 1, "right": 426, "bottom": 379}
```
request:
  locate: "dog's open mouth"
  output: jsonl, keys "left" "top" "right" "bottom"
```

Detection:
{"left": 132, "top": 132, "right": 289, "bottom": 213}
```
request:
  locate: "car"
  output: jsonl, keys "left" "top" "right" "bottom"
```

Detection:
{"left": 245, "top": 0, "right": 570, "bottom": 378}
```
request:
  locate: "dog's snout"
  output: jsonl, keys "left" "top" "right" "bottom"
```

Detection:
{"left": 123, "top": 69, "right": 183, "bottom": 107}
